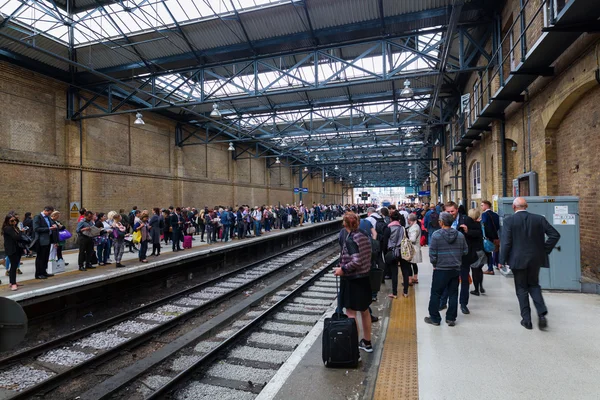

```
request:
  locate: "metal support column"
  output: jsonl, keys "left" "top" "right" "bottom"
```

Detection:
{"left": 500, "top": 119, "right": 507, "bottom": 197}
{"left": 299, "top": 166, "right": 304, "bottom": 204}
{"left": 437, "top": 157, "right": 442, "bottom": 201}
{"left": 461, "top": 151, "right": 468, "bottom": 207}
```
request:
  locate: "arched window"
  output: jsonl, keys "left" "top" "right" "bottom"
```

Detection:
{"left": 471, "top": 161, "right": 481, "bottom": 196}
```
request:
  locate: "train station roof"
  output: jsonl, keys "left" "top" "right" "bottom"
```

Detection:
{"left": 0, "top": 0, "right": 500, "bottom": 187}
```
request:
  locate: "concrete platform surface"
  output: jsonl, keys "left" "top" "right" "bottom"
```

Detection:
{"left": 265, "top": 247, "right": 600, "bottom": 400}
{"left": 415, "top": 248, "right": 600, "bottom": 400}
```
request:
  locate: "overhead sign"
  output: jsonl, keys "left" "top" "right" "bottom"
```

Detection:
{"left": 418, "top": 191, "right": 431, "bottom": 196}
{"left": 302, "top": 188, "right": 308, "bottom": 193}
{"left": 69, "top": 202, "right": 80, "bottom": 219}
{"left": 294, "top": 188, "right": 308, "bottom": 193}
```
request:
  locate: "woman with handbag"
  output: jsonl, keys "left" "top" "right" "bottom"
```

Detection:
{"left": 50, "top": 211, "right": 70, "bottom": 266}
{"left": 94, "top": 213, "right": 112, "bottom": 266}
{"left": 134, "top": 212, "right": 150, "bottom": 263}
{"left": 468, "top": 208, "right": 487, "bottom": 296}
{"left": 407, "top": 214, "right": 422, "bottom": 284}
{"left": 385, "top": 211, "right": 406, "bottom": 299}
{"left": 110, "top": 213, "right": 127, "bottom": 268}
{"left": 2, "top": 214, "right": 28, "bottom": 290}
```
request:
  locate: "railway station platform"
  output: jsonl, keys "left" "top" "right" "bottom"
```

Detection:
{"left": 0, "top": 218, "right": 343, "bottom": 308}
{"left": 263, "top": 247, "right": 600, "bottom": 400}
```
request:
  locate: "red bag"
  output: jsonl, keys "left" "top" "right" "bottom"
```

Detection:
{"left": 420, "top": 235, "right": 427, "bottom": 247}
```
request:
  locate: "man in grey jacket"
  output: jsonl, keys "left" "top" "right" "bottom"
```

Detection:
{"left": 425, "top": 212, "right": 469, "bottom": 326}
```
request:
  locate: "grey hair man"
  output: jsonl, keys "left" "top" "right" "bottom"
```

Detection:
{"left": 425, "top": 211, "right": 468, "bottom": 327}
{"left": 499, "top": 197, "right": 560, "bottom": 330}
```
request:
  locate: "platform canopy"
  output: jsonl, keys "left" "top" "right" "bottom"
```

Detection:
{"left": 0, "top": 0, "right": 500, "bottom": 187}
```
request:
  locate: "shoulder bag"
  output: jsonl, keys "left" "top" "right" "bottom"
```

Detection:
{"left": 481, "top": 222, "right": 496, "bottom": 253}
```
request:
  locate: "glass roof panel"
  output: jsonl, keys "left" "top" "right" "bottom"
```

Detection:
{"left": 0, "top": 0, "right": 293, "bottom": 46}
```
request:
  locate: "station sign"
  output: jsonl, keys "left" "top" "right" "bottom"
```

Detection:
{"left": 294, "top": 188, "right": 309, "bottom": 193}
{"left": 418, "top": 190, "right": 431, "bottom": 196}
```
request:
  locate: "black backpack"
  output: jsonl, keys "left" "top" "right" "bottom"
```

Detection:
{"left": 372, "top": 216, "right": 389, "bottom": 251}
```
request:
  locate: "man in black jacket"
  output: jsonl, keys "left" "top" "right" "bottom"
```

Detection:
{"left": 500, "top": 197, "right": 560, "bottom": 330}
{"left": 170, "top": 207, "right": 183, "bottom": 252}
{"left": 33, "top": 206, "right": 57, "bottom": 279}
{"left": 440, "top": 202, "right": 482, "bottom": 315}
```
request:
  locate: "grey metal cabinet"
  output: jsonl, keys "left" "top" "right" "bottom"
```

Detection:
{"left": 498, "top": 196, "right": 581, "bottom": 291}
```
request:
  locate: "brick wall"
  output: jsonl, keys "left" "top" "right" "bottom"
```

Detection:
{"left": 0, "top": 61, "right": 343, "bottom": 251}
{"left": 555, "top": 85, "right": 600, "bottom": 272}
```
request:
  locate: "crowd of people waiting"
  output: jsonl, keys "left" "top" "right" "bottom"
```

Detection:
{"left": 1, "top": 203, "right": 370, "bottom": 291}
{"left": 333, "top": 199, "right": 503, "bottom": 353}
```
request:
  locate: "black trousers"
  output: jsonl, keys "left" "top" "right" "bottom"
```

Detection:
{"left": 471, "top": 267, "right": 484, "bottom": 292}
{"left": 35, "top": 244, "right": 51, "bottom": 276}
{"left": 172, "top": 229, "right": 182, "bottom": 250}
{"left": 400, "top": 259, "right": 412, "bottom": 295}
{"left": 78, "top": 237, "right": 94, "bottom": 268}
{"left": 513, "top": 266, "right": 547, "bottom": 322}
{"left": 7, "top": 252, "right": 21, "bottom": 285}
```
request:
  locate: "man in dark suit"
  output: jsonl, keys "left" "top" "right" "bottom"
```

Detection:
{"left": 440, "top": 202, "right": 482, "bottom": 315}
{"left": 500, "top": 197, "right": 560, "bottom": 330}
{"left": 33, "top": 206, "right": 57, "bottom": 279}
{"left": 481, "top": 200, "right": 500, "bottom": 275}
{"left": 170, "top": 207, "right": 183, "bottom": 252}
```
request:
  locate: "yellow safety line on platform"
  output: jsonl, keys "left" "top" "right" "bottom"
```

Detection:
{"left": 373, "top": 292, "right": 418, "bottom": 400}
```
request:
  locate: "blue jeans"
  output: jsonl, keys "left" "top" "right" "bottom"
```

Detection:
{"left": 222, "top": 224, "right": 230, "bottom": 242}
{"left": 254, "top": 221, "right": 262, "bottom": 236}
{"left": 429, "top": 269, "right": 460, "bottom": 323}
{"left": 138, "top": 240, "right": 148, "bottom": 261}
{"left": 264, "top": 219, "right": 270, "bottom": 232}
{"left": 96, "top": 239, "right": 110, "bottom": 264}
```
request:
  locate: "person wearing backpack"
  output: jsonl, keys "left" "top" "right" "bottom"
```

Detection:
{"left": 384, "top": 211, "right": 412, "bottom": 298}
{"left": 427, "top": 207, "right": 441, "bottom": 243}
{"left": 407, "top": 214, "right": 422, "bottom": 284}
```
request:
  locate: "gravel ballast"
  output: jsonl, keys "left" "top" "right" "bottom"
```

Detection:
{"left": 37, "top": 348, "right": 95, "bottom": 366}
{"left": 228, "top": 346, "right": 291, "bottom": 364}
{"left": 206, "top": 362, "right": 276, "bottom": 384}
{"left": 246, "top": 332, "right": 302, "bottom": 348}
{"left": 175, "top": 382, "right": 255, "bottom": 400}
{"left": 0, "top": 365, "right": 55, "bottom": 391}
{"left": 74, "top": 331, "right": 129, "bottom": 350}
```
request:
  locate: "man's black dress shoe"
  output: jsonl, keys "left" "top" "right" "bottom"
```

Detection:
{"left": 44, "top": 273, "right": 54, "bottom": 277}
{"left": 521, "top": 320, "right": 533, "bottom": 330}
{"left": 35, "top": 275, "right": 47, "bottom": 279}
{"left": 461, "top": 306, "right": 470, "bottom": 314}
{"left": 538, "top": 315, "right": 548, "bottom": 330}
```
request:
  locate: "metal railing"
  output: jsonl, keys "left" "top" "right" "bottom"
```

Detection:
{"left": 458, "top": 0, "right": 566, "bottom": 135}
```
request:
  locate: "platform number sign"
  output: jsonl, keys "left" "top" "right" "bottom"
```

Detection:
{"left": 360, "top": 192, "right": 370, "bottom": 201}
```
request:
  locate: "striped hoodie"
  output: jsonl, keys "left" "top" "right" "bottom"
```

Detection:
{"left": 340, "top": 230, "right": 371, "bottom": 278}
{"left": 429, "top": 228, "right": 468, "bottom": 271}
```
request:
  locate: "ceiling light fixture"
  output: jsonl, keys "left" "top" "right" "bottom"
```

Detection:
{"left": 314, "top": 154, "right": 320, "bottom": 161}
{"left": 134, "top": 112, "right": 145, "bottom": 125}
{"left": 304, "top": 166, "right": 308, "bottom": 172}
{"left": 349, "top": 172, "right": 352, "bottom": 177}
{"left": 227, "top": 142, "right": 235, "bottom": 151}
{"left": 339, "top": 177, "right": 343, "bottom": 182}
{"left": 210, "top": 103, "right": 222, "bottom": 119}
{"left": 275, "top": 156, "right": 281, "bottom": 164}
{"left": 325, "top": 172, "right": 329, "bottom": 177}
{"left": 400, "top": 79, "right": 414, "bottom": 98}
{"left": 334, "top": 165, "right": 338, "bottom": 170}
{"left": 408, "top": 162, "right": 412, "bottom": 166}
{"left": 280, "top": 140, "right": 287, "bottom": 147}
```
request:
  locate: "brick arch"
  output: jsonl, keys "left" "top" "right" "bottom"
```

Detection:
{"left": 545, "top": 78, "right": 599, "bottom": 130}
{"left": 554, "top": 84, "right": 600, "bottom": 277}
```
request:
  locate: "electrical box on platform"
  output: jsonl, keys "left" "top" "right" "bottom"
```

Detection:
{"left": 498, "top": 196, "right": 581, "bottom": 291}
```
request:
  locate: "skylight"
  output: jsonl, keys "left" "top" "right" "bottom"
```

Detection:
{"left": 0, "top": 0, "right": 292, "bottom": 46}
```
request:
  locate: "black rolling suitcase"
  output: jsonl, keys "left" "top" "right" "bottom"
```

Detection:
{"left": 322, "top": 276, "right": 359, "bottom": 368}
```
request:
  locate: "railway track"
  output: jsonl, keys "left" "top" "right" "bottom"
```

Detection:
{"left": 0, "top": 234, "right": 339, "bottom": 399}
{"left": 93, "top": 255, "right": 340, "bottom": 400}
